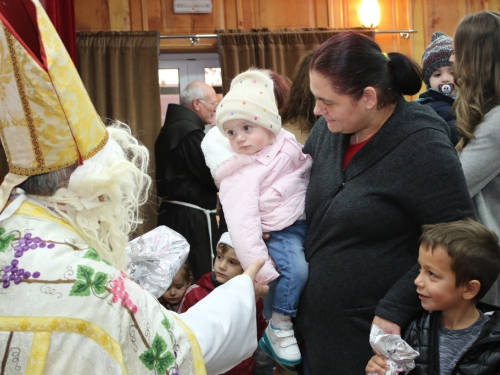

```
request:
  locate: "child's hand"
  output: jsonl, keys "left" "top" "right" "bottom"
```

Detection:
{"left": 365, "top": 354, "right": 389, "bottom": 375}
{"left": 243, "top": 259, "right": 269, "bottom": 299}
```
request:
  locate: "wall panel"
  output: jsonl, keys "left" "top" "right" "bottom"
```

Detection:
{"left": 258, "top": 0, "right": 315, "bottom": 28}
{"left": 162, "top": 0, "right": 217, "bottom": 34}
{"left": 129, "top": 0, "right": 145, "bottom": 31}
{"left": 75, "top": 0, "right": 111, "bottom": 31}
{"left": 75, "top": 0, "right": 490, "bottom": 59}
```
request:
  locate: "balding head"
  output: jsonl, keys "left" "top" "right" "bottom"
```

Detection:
{"left": 180, "top": 81, "right": 218, "bottom": 125}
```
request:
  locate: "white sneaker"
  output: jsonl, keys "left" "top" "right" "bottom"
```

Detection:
{"left": 259, "top": 320, "right": 301, "bottom": 365}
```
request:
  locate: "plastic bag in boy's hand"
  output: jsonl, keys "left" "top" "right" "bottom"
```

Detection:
{"left": 126, "top": 225, "right": 190, "bottom": 298}
{"left": 367, "top": 325, "right": 419, "bottom": 375}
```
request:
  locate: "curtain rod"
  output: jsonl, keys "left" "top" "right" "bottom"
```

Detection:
{"left": 159, "top": 29, "right": 418, "bottom": 43}
{"left": 160, "top": 34, "right": 217, "bottom": 44}
{"left": 374, "top": 29, "right": 417, "bottom": 39}
{"left": 160, "top": 34, "right": 217, "bottom": 39}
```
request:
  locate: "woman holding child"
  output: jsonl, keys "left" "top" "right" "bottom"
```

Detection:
{"left": 295, "top": 32, "right": 474, "bottom": 373}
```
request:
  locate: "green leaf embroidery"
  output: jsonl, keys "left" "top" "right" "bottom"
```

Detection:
{"left": 156, "top": 352, "right": 175, "bottom": 373}
{"left": 69, "top": 280, "right": 91, "bottom": 296}
{"left": 139, "top": 349, "right": 156, "bottom": 370}
{"left": 139, "top": 334, "right": 175, "bottom": 373}
{"left": 161, "top": 316, "right": 171, "bottom": 331}
{"left": 83, "top": 248, "right": 111, "bottom": 266}
{"left": 152, "top": 334, "right": 167, "bottom": 356}
{"left": 77, "top": 265, "right": 94, "bottom": 283}
{"left": 92, "top": 272, "right": 108, "bottom": 294}
{"left": 0, "top": 233, "right": 15, "bottom": 253}
{"left": 70, "top": 265, "right": 109, "bottom": 297}
{"left": 83, "top": 248, "right": 100, "bottom": 261}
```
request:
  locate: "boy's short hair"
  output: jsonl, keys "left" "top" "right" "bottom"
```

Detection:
{"left": 217, "top": 232, "right": 234, "bottom": 253}
{"left": 420, "top": 218, "right": 500, "bottom": 301}
{"left": 217, "top": 242, "right": 234, "bottom": 254}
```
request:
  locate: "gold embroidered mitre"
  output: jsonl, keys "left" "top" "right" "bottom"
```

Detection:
{"left": 0, "top": 0, "right": 108, "bottom": 210}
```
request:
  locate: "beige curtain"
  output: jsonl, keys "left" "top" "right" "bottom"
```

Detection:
{"left": 77, "top": 31, "right": 161, "bottom": 236}
{"left": 217, "top": 28, "right": 375, "bottom": 94}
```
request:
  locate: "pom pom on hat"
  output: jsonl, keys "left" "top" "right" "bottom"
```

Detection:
{"left": 216, "top": 69, "right": 281, "bottom": 136}
{"left": 421, "top": 31, "right": 453, "bottom": 87}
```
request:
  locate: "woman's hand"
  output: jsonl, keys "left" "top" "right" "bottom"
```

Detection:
{"left": 243, "top": 259, "right": 269, "bottom": 299}
{"left": 372, "top": 315, "right": 401, "bottom": 335}
{"left": 365, "top": 354, "right": 389, "bottom": 375}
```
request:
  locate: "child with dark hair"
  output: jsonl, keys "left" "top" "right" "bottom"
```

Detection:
{"left": 417, "top": 31, "right": 459, "bottom": 145}
{"left": 159, "top": 262, "right": 193, "bottom": 312}
{"left": 366, "top": 219, "right": 500, "bottom": 375}
{"left": 179, "top": 233, "right": 267, "bottom": 375}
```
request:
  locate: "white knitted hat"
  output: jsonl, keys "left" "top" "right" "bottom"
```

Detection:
{"left": 216, "top": 69, "right": 281, "bottom": 136}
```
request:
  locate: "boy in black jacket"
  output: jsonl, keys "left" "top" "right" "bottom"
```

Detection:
{"left": 417, "top": 31, "right": 459, "bottom": 145}
{"left": 366, "top": 219, "right": 500, "bottom": 375}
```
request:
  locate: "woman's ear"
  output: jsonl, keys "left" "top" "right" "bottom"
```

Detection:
{"left": 462, "top": 280, "right": 481, "bottom": 301}
{"left": 362, "top": 87, "right": 378, "bottom": 110}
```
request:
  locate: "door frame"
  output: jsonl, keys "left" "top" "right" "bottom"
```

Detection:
{"left": 158, "top": 53, "right": 221, "bottom": 92}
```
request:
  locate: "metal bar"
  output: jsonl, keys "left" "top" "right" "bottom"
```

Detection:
{"left": 158, "top": 30, "right": 418, "bottom": 40}
{"left": 374, "top": 29, "right": 417, "bottom": 34}
{"left": 160, "top": 34, "right": 218, "bottom": 39}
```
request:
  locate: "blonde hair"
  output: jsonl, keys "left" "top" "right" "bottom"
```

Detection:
{"left": 453, "top": 11, "right": 500, "bottom": 151}
{"left": 31, "top": 121, "right": 152, "bottom": 270}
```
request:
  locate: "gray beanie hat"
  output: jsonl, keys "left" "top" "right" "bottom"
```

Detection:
{"left": 421, "top": 31, "right": 453, "bottom": 87}
{"left": 216, "top": 68, "right": 281, "bottom": 136}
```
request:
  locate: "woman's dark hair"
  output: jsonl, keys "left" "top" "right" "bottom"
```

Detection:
{"left": 281, "top": 50, "right": 319, "bottom": 133}
{"left": 270, "top": 71, "right": 290, "bottom": 114}
{"left": 310, "top": 32, "right": 422, "bottom": 108}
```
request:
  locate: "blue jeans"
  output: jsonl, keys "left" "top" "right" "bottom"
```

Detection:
{"left": 262, "top": 278, "right": 276, "bottom": 321}
{"left": 267, "top": 220, "right": 308, "bottom": 317}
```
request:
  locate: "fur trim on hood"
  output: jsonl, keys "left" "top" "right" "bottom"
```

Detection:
{"left": 201, "top": 126, "right": 260, "bottom": 187}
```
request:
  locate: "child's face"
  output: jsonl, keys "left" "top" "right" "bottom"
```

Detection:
{"left": 213, "top": 245, "right": 244, "bottom": 284}
{"left": 162, "top": 270, "right": 191, "bottom": 305}
{"left": 429, "top": 66, "right": 457, "bottom": 96}
{"left": 415, "top": 245, "right": 465, "bottom": 312}
{"left": 223, "top": 119, "right": 274, "bottom": 155}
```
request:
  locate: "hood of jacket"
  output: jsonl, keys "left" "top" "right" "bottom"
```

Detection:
{"left": 201, "top": 126, "right": 294, "bottom": 187}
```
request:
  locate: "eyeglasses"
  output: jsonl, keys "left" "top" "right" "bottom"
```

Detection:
{"left": 199, "top": 99, "right": 218, "bottom": 108}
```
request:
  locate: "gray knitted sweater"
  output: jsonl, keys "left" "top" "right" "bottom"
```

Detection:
{"left": 459, "top": 105, "right": 500, "bottom": 305}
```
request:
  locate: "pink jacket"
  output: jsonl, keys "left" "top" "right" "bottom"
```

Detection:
{"left": 201, "top": 127, "right": 312, "bottom": 284}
